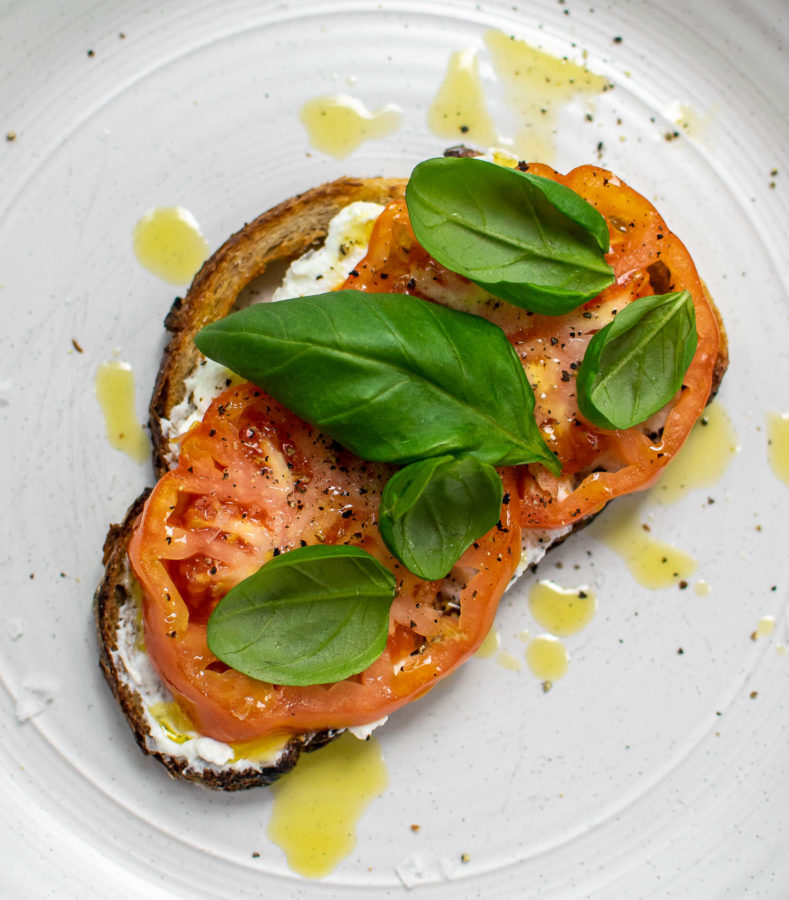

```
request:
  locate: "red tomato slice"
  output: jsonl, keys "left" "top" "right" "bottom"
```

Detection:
{"left": 129, "top": 386, "right": 521, "bottom": 742}
{"left": 343, "top": 163, "right": 721, "bottom": 528}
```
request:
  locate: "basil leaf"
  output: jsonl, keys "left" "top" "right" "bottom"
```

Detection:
{"left": 195, "top": 290, "right": 559, "bottom": 472}
{"left": 206, "top": 545, "right": 397, "bottom": 686}
{"left": 379, "top": 455, "right": 503, "bottom": 581}
{"left": 576, "top": 290, "right": 698, "bottom": 430}
{"left": 405, "top": 156, "right": 615, "bottom": 315}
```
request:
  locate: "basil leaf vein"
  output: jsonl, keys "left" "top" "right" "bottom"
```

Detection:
{"left": 405, "top": 156, "right": 614, "bottom": 315}
{"left": 206, "top": 545, "right": 397, "bottom": 686}
{"left": 576, "top": 290, "right": 698, "bottom": 430}
{"left": 379, "top": 455, "right": 504, "bottom": 581}
{"left": 195, "top": 290, "right": 559, "bottom": 472}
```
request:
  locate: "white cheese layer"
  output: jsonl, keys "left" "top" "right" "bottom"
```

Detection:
{"left": 272, "top": 200, "right": 384, "bottom": 301}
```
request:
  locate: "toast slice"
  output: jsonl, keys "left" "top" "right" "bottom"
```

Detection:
{"left": 94, "top": 166, "right": 728, "bottom": 790}
{"left": 95, "top": 177, "right": 406, "bottom": 789}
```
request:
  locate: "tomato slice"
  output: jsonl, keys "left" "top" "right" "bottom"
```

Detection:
{"left": 129, "top": 385, "right": 521, "bottom": 742}
{"left": 343, "top": 163, "right": 721, "bottom": 528}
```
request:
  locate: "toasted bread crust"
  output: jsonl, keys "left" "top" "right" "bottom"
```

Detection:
{"left": 97, "top": 176, "right": 406, "bottom": 789}
{"left": 96, "top": 169, "right": 728, "bottom": 790}
{"left": 149, "top": 176, "right": 406, "bottom": 476}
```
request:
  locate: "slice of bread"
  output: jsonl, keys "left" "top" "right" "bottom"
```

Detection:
{"left": 96, "top": 177, "right": 406, "bottom": 789}
{"left": 94, "top": 167, "right": 728, "bottom": 790}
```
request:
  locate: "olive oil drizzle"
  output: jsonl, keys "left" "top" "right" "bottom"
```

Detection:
{"left": 94, "top": 360, "right": 150, "bottom": 463}
{"left": 132, "top": 206, "right": 209, "bottom": 285}
{"left": 267, "top": 732, "right": 388, "bottom": 878}
{"left": 655, "top": 401, "right": 738, "bottom": 504}
{"left": 766, "top": 411, "right": 789, "bottom": 487}
{"left": 300, "top": 94, "right": 402, "bottom": 159}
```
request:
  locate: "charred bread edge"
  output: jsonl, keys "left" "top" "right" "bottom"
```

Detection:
{"left": 96, "top": 172, "right": 728, "bottom": 790}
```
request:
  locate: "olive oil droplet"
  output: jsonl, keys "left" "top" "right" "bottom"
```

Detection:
{"left": 656, "top": 401, "right": 738, "bottom": 503}
{"left": 525, "top": 635, "right": 568, "bottom": 682}
{"left": 496, "top": 649, "right": 522, "bottom": 671}
{"left": 94, "top": 360, "right": 150, "bottom": 463}
{"left": 766, "top": 412, "right": 789, "bottom": 487}
{"left": 528, "top": 580, "right": 596, "bottom": 636}
{"left": 300, "top": 94, "right": 402, "bottom": 159}
{"left": 591, "top": 496, "right": 696, "bottom": 589}
{"left": 475, "top": 626, "right": 500, "bottom": 658}
{"left": 484, "top": 29, "right": 609, "bottom": 163}
{"left": 668, "top": 101, "right": 718, "bottom": 141}
{"left": 148, "top": 701, "right": 195, "bottom": 744}
{"left": 755, "top": 616, "right": 776, "bottom": 639}
{"left": 428, "top": 48, "right": 500, "bottom": 148}
{"left": 267, "top": 732, "right": 388, "bottom": 878}
{"left": 133, "top": 206, "right": 209, "bottom": 285}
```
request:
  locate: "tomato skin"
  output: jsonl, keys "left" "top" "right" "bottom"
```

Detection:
{"left": 129, "top": 386, "right": 521, "bottom": 742}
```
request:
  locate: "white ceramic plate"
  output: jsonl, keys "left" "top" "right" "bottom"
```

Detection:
{"left": 2, "top": 0, "right": 788, "bottom": 896}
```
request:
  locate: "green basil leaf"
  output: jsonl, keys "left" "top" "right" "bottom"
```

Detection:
{"left": 195, "top": 290, "right": 559, "bottom": 472}
{"left": 206, "top": 545, "right": 397, "bottom": 686}
{"left": 405, "top": 156, "right": 615, "bottom": 315}
{"left": 379, "top": 455, "right": 503, "bottom": 581}
{"left": 576, "top": 290, "right": 698, "bottom": 430}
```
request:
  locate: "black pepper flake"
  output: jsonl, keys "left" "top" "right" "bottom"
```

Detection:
{"left": 613, "top": 35, "right": 623, "bottom": 43}
{"left": 349, "top": 269, "right": 359, "bottom": 278}
{"left": 517, "top": 161, "right": 529, "bottom": 171}
{"left": 502, "top": 492, "right": 511, "bottom": 504}
{"left": 561, "top": 370, "right": 572, "bottom": 382}
{"left": 209, "top": 429, "right": 216, "bottom": 436}
{"left": 406, "top": 278, "right": 416, "bottom": 290}
{"left": 582, "top": 311, "right": 593, "bottom": 319}
{"left": 272, "top": 548, "right": 281, "bottom": 557}
{"left": 460, "top": 124, "right": 469, "bottom": 133}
